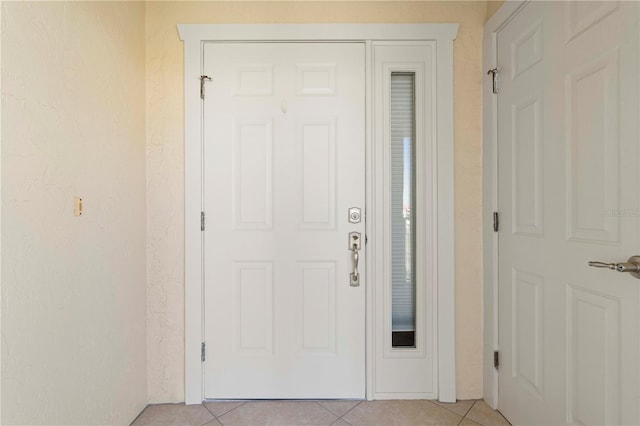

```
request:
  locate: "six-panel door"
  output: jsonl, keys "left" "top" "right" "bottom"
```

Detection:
{"left": 202, "top": 43, "right": 366, "bottom": 399}
{"left": 497, "top": 2, "right": 639, "bottom": 424}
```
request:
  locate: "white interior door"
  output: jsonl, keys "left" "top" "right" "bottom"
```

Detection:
{"left": 497, "top": 1, "right": 639, "bottom": 424}
{"left": 202, "top": 42, "right": 365, "bottom": 399}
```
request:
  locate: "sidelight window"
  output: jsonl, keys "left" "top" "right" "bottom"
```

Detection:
{"left": 390, "top": 73, "right": 417, "bottom": 349}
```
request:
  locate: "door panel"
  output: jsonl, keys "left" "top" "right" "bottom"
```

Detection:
{"left": 497, "top": 2, "right": 639, "bottom": 424}
{"left": 233, "top": 119, "right": 273, "bottom": 230}
{"left": 203, "top": 43, "right": 365, "bottom": 399}
{"left": 296, "top": 119, "right": 336, "bottom": 229}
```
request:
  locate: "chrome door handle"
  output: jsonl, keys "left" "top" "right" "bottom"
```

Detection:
{"left": 588, "top": 256, "right": 640, "bottom": 279}
{"left": 349, "top": 232, "right": 361, "bottom": 287}
{"left": 352, "top": 244, "right": 360, "bottom": 276}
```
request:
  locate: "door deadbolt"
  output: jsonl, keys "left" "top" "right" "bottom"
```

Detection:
{"left": 349, "top": 207, "right": 361, "bottom": 224}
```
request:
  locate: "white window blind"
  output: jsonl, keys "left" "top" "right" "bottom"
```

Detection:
{"left": 390, "top": 73, "right": 416, "bottom": 335}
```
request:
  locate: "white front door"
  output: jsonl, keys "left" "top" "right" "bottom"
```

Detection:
{"left": 202, "top": 42, "right": 365, "bottom": 399}
{"left": 497, "top": 1, "right": 639, "bottom": 424}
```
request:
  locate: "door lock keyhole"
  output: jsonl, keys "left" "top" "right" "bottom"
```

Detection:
{"left": 348, "top": 207, "right": 361, "bottom": 223}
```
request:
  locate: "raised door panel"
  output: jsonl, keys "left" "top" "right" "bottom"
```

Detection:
{"left": 233, "top": 262, "right": 274, "bottom": 354}
{"left": 296, "top": 119, "right": 336, "bottom": 230}
{"left": 567, "top": 285, "right": 620, "bottom": 425}
{"left": 565, "top": 51, "right": 620, "bottom": 243}
{"left": 232, "top": 119, "right": 274, "bottom": 230}
{"left": 511, "top": 269, "right": 545, "bottom": 399}
{"left": 511, "top": 20, "right": 544, "bottom": 79}
{"left": 233, "top": 64, "right": 274, "bottom": 96}
{"left": 296, "top": 262, "right": 336, "bottom": 354}
{"left": 511, "top": 95, "right": 544, "bottom": 236}
{"left": 297, "top": 63, "right": 337, "bottom": 96}
{"left": 566, "top": 1, "right": 619, "bottom": 42}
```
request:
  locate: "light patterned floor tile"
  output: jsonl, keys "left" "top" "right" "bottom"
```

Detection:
{"left": 433, "top": 399, "right": 476, "bottom": 417}
{"left": 342, "top": 400, "right": 462, "bottom": 426}
{"left": 218, "top": 400, "right": 338, "bottom": 425}
{"left": 203, "top": 419, "right": 224, "bottom": 426}
{"left": 459, "top": 418, "right": 481, "bottom": 426}
{"left": 465, "top": 400, "right": 511, "bottom": 426}
{"left": 330, "top": 418, "right": 352, "bottom": 426}
{"left": 204, "top": 401, "right": 247, "bottom": 417}
{"left": 316, "top": 400, "right": 361, "bottom": 417}
{"left": 131, "top": 403, "right": 214, "bottom": 426}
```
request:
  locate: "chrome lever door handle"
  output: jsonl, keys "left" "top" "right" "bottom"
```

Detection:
{"left": 588, "top": 261, "right": 618, "bottom": 270}
{"left": 588, "top": 256, "right": 640, "bottom": 279}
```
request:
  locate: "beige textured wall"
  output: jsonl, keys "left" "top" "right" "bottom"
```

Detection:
{"left": 486, "top": 0, "right": 505, "bottom": 21}
{"left": 146, "top": 1, "right": 486, "bottom": 402}
{"left": 2, "top": 2, "right": 147, "bottom": 424}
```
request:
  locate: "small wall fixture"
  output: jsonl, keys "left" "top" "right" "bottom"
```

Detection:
{"left": 74, "top": 197, "right": 83, "bottom": 216}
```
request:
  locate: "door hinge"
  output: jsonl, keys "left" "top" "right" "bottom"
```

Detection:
{"left": 201, "top": 211, "right": 205, "bottom": 231}
{"left": 200, "top": 75, "right": 212, "bottom": 100}
{"left": 494, "top": 350, "right": 500, "bottom": 369}
{"left": 487, "top": 67, "right": 499, "bottom": 94}
{"left": 201, "top": 342, "right": 206, "bottom": 362}
{"left": 493, "top": 211, "right": 500, "bottom": 232}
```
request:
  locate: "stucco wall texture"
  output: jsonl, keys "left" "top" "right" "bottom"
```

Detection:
{"left": 146, "top": 1, "right": 490, "bottom": 402}
{"left": 1, "top": 2, "right": 148, "bottom": 424}
{"left": 486, "top": 1, "right": 506, "bottom": 22}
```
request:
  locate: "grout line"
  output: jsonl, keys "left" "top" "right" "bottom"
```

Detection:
{"left": 459, "top": 400, "right": 479, "bottom": 426}
{"left": 202, "top": 402, "right": 218, "bottom": 419}
{"left": 222, "top": 401, "right": 248, "bottom": 418}
{"left": 200, "top": 403, "right": 221, "bottom": 426}
{"left": 314, "top": 400, "right": 342, "bottom": 419}
{"left": 463, "top": 399, "right": 478, "bottom": 417}
{"left": 458, "top": 399, "right": 480, "bottom": 426}
{"left": 338, "top": 400, "right": 363, "bottom": 419}
{"left": 315, "top": 400, "right": 363, "bottom": 420}
{"left": 313, "top": 399, "right": 362, "bottom": 423}
{"left": 204, "top": 400, "right": 249, "bottom": 424}
{"left": 464, "top": 400, "right": 510, "bottom": 426}
{"left": 428, "top": 399, "right": 471, "bottom": 419}
{"left": 496, "top": 408, "right": 512, "bottom": 426}
{"left": 426, "top": 399, "right": 453, "bottom": 414}
{"left": 331, "top": 416, "right": 353, "bottom": 426}
{"left": 200, "top": 415, "right": 217, "bottom": 426}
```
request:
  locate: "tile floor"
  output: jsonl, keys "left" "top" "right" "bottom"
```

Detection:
{"left": 131, "top": 399, "right": 511, "bottom": 426}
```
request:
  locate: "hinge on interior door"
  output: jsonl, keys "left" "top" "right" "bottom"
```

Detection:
{"left": 487, "top": 68, "right": 499, "bottom": 94}
{"left": 201, "top": 211, "right": 205, "bottom": 231}
{"left": 494, "top": 350, "right": 500, "bottom": 369}
{"left": 200, "top": 75, "right": 212, "bottom": 100}
{"left": 493, "top": 212, "right": 500, "bottom": 232}
{"left": 201, "top": 342, "right": 206, "bottom": 362}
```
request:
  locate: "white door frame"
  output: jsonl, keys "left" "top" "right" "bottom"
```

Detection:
{"left": 482, "top": 1, "right": 528, "bottom": 409}
{"left": 178, "top": 24, "right": 459, "bottom": 404}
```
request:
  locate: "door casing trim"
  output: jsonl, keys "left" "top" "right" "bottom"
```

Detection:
{"left": 178, "top": 23, "right": 459, "bottom": 404}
